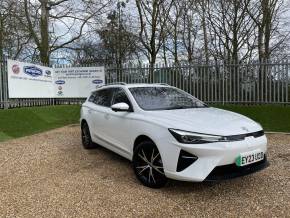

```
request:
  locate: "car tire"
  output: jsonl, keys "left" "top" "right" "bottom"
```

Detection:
{"left": 81, "top": 122, "right": 97, "bottom": 149}
{"left": 133, "top": 141, "right": 168, "bottom": 188}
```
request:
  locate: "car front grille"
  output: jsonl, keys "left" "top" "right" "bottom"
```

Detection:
{"left": 226, "top": 130, "right": 265, "bottom": 141}
{"left": 205, "top": 155, "right": 269, "bottom": 181}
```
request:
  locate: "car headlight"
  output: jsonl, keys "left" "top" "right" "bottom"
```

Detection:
{"left": 168, "top": 129, "right": 229, "bottom": 144}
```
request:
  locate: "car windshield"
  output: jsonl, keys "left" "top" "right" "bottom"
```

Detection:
{"left": 129, "top": 87, "right": 207, "bottom": 111}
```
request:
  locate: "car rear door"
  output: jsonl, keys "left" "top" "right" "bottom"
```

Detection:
{"left": 89, "top": 88, "right": 115, "bottom": 143}
{"left": 84, "top": 91, "right": 98, "bottom": 134}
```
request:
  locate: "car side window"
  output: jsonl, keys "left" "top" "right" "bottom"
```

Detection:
{"left": 88, "top": 91, "right": 97, "bottom": 102}
{"left": 93, "top": 88, "right": 114, "bottom": 107}
{"left": 112, "top": 88, "right": 132, "bottom": 107}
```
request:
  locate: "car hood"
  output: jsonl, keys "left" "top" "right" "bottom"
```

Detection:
{"left": 144, "top": 107, "right": 262, "bottom": 136}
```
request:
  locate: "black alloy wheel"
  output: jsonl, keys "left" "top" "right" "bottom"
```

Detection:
{"left": 133, "top": 141, "right": 168, "bottom": 188}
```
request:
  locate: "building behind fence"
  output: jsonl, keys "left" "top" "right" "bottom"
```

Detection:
{"left": 1, "top": 59, "right": 290, "bottom": 109}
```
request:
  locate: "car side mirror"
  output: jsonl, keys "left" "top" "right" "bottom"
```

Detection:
{"left": 111, "top": 103, "right": 130, "bottom": 112}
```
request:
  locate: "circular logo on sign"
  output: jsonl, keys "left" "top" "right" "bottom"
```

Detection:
{"left": 92, "top": 79, "right": 103, "bottom": 84}
{"left": 55, "top": 80, "right": 65, "bottom": 85}
{"left": 12, "top": 64, "right": 20, "bottom": 74}
{"left": 58, "top": 86, "right": 62, "bottom": 90}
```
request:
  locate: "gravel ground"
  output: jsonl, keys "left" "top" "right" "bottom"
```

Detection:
{"left": 0, "top": 125, "right": 289, "bottom": 217}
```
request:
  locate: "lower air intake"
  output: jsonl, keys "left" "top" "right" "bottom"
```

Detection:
{"left": 176, "top": 150, "right": 198, "bottom": 172}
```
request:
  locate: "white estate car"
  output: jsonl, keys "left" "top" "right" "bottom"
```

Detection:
{"left": 80, "top": 83, "right": 269, "bottom": 188}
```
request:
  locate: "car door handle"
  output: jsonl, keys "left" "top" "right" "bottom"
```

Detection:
{"left": 88, "top": 109, "right": 92, "bottom": 114}
{"left": 104, "top": 113, "right": 110, "bottom": 119}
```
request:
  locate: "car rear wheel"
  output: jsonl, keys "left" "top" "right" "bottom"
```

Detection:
{"left": 133, "top": 141, "right": 168, "bottom": 188}
{"left": 81, "top": 122, "right": 97, "bottom": 149}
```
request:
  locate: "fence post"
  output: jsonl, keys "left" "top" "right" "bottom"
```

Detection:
{"left": 3, "top": 57, "right": 9, "bottom": 109}
{"left": 286, "top": 60, "right": 289, "bottom": 104}
{"left": 222, "top": 63, "right": 225, "bottom": 105}
{"left": 0, "top": 59, "right": 2, "bottom": 109}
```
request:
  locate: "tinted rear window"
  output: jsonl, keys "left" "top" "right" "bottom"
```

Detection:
{"left": 93, "top": 88, "right": 114, "bottom": 107}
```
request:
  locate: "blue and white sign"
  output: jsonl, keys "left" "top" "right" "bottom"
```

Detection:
{"left": 53, "top": 66, "right": 105, "bottom": 98}
{"left": 7, "top": 60, "right": 54, "bottom": 98}
{"left": 23, "top": 66, "right": 43, "bottom": 77}
{"left": 7, "top": 59, "right": 105, "bottom": 98}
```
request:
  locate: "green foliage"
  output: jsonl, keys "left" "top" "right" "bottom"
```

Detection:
{"left": 214, "top": 104, "right": 290, "bottom": 132}
{"left": 0, "top": 105, "right": 80, "bottom": 142}
{"left": 1, "top": 104, "right": 289, "bottom": 142}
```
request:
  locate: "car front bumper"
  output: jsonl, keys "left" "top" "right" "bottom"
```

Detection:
{"left": 160, "top": 135, "right": 268, "bottom": 182}
{"left": 204, "top": 156, "right": 269, "bottom": 181}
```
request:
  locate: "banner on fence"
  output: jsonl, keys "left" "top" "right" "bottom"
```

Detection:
{"left": 7, "top": 59, "right": 105, "bottom": 98}
{"left": 53, "top": 67, "right": 105, "bottom": 98}
{"left": 7, "top": 59, "right": 54, "bottom": 98}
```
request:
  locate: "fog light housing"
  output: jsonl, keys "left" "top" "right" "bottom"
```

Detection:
{"left": 176, "top": 150, "right": 198, "bottom": 172}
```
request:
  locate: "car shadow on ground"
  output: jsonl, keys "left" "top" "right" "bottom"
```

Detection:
{"left": 82, "top": 142, "right": 260, "bottom": 194}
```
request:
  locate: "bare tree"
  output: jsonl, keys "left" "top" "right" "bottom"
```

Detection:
{"left": 0, "top": 1, "right": 9, "bottom": 60}
{"left": 246, "top": 0, "right": 288, "bottom": 61}
{"left": 135, "top": 0, "right": 174, "bottom": 71}
{"left": 16, "top": 0, "right": 111, "bottom": 64}
{"left": 69, "top": 39, "right": 109, "bottom": 65}
{"left": 166, "top": 1, "right": 183, "bottom": 65}
{"left": 2, "top": 0, "right": 288, "bottom": 66}
{"left": 180, "top": 0, "right": 200, "bottom": 64}
{"left": 97, "top": 10, "right": 140, "bottom": 67}
{"left": 0, "top": 0, "right": 31, "bottom": 60}
{"left": 198, "top": 0, "right": 210, "bottom": 64}
{"left": 207, "top": 0, "right": 257, "bottom": 63}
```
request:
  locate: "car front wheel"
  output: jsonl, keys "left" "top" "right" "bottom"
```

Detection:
{"left": 133, "top": 141, "right": 168, "bottom": 188}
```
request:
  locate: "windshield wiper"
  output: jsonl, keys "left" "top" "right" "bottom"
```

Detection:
{"left": 164, "top": 105, "right": 208, "bottom": 110}
{"left": 164, "top": 106, "right": 190, "bottom": 110}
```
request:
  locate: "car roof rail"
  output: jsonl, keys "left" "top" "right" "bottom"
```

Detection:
{"left": 99, "top": 82, "right": 127, "bottom": 88}
{"left": 106, "top": 82, "right": 127, "bottom": 86}
{"left": 155, "top": 83, "right": 170, "bottom": 86}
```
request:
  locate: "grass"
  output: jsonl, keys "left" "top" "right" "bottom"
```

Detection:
{"left": 214, "top": 104, "right": 290, "bottom": 132}
{"left": 0, "top": 104, "right": 289, "bottom": 142}
{"left": 0, "top": 105, "right": 80, "bottom": 142}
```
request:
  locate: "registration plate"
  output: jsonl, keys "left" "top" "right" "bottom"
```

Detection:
{"left": 235, "top": 150, "right": 264, "bottom": 167}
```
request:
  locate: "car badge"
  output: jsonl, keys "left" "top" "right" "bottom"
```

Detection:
{"left": 241, "top": 127, "right": 249, "bottom": 132}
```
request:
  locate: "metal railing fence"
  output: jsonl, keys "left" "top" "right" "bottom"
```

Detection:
{"left": 1, "top": 60, "right": 290, "bottom": 109}
{"left": 106, "top": 61, "right": 290, "bottom": 104}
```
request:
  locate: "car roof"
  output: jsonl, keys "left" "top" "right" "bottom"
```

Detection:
{"left": 99, "top": 83, "right": 170, "bottom": 89}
